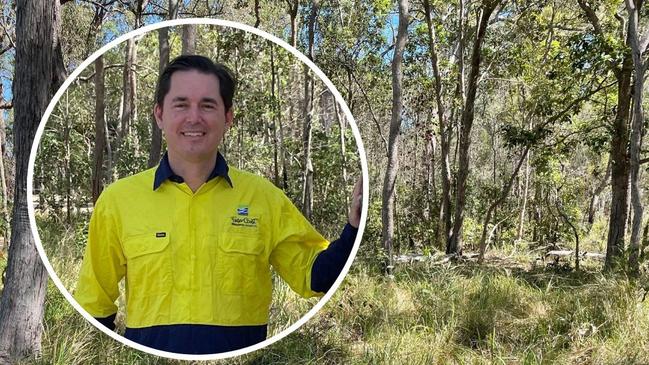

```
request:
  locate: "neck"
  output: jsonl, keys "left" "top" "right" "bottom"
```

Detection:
{"left": 167, "top": 152, "right": 217, "bottom": 192}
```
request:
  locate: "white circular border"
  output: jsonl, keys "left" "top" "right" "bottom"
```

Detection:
{"left": 27, "top": 18, "right": 368, "bottom": 361}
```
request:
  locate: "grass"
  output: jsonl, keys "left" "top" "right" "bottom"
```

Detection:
{"left": 20, "top": 213, "right": 649, "bottom": 364}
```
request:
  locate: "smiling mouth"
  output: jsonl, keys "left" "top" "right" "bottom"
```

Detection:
{"left": 181, "top": 132, "right": 206, "bottom": 137}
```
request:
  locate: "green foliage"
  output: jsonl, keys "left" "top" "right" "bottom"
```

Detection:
{"left": 36, "top": 24, "right": 359, "bottom": 242}
{"left": 500, "top": 124, "right": 550, "bottom": 149}
{"left": 14, "top": 0, "right": 649, "bottom": 362}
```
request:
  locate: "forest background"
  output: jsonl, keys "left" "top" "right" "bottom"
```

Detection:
{"left": 0, "top": 0, "right": 648, "bottom": 364}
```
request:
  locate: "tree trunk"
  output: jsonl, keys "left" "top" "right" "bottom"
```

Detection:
{"left": 381, "top": 0, "right": 408, "bottom": 276}
{"left": 63, "top": 93, "right": 71, "bottom": 223}
{"left": 422, "top": 125, "right": 436, "bottom": 222}
{"left": 147, "top": 27, "right": 170, "bottom": 168}
{"left": 0, "top": 0, "right": 65, "bottom": 362}
{"left": 148, "top": 1, "right": 176, "bottom": 168}
{"left": 182, "top": 24, "right": 196, "bottom": 55}
{"left": 113, "top": 37, "right": 137, "bottom": 178}
{"left": 448, "top": 0, "right": 500, "bottom": 255}
{"left": 478, "top": 146, "right": 529, "bottom": 263}
{"left": 132, "top": 0, "right": 150, "bottom": 28}
{"left": 275, "top": 51, "right": 289, "bottom": 191}
{"left": 625, "top": 0, "right": 646, "bottom": 274}
{"left": 0, "top": 86, "right": 9, "bottom": 245}
{"left": 270, "top": 44, "right": 280, "bottom": 187}
{"left": 516, "top": 146, "right": 531, "bottom": 240}
{"left": 555, "top": 195, "right": 581, "bottom": 271}
{"left": 104, "top": 110, "right": 113, "bottom": 184}
{"left": 301, "top": 0, "right": 318, "bottom": 220}
{"left": 254, "top": 0, "right": 261, "bottom": 27}
{"left": 334, "top": 99, "right": 349, "bottom": 217}
{"left": 92, "top": 55, "right": 106, "bottom": 204}
{"left": 577, "top": 0, "right": 634, "bottom": 270}
{"left": 587, "top": 158, "right": 611, "bottom": 227}
{"left": 423, "top": 0, "right": 452, "bottom": 249}
{"left": 286, "top": 0, "right": 298, "bottom": 48}
{"left": 122, "top": 38, "right": 136, "bottom": 138}
{"left": 641, "top": 222, "right": 649, "bottom": 261}
{"left": 605, "top": 52, "right": 632, "bottom": 270}
{"left": 168, "top": 0, "right": 179, "bottom": 18}
{"left": 83, "top": 0, "right": 107, "bottom": 59}
{"left": 533, "top": 182, "right": 542, "bottom": 244}
{"left": 284, "top": 0, "right": 298, "bottom": 190}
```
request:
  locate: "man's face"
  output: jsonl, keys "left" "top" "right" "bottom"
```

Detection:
{"left": 154, "top": 70, "right": 233, "bottom": 163}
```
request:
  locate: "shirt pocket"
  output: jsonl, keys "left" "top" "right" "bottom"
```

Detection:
{"left": 122, "top": 233, "right": 172, "bottom": 297}
{"left": 216, "top": 232, "right": 268, "bottom": 296}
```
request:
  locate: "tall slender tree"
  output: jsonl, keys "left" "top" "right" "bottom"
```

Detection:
{"left": 301, "top": 0, "right": 318, "bottom": 220}
{"left": 423, "top": 0, "right": 452, "bottom": 248}
{"left": 92, "top": 55, "right": 106, "bottom": 203}
{"left": 147, "top": 0, "right": 177, "bottom": 168}
{"left": 624, "top": 0, "right": 648, "bottom": 273}
{"left": 182, "top": 24, "right": 196, "bottom": 55}
{"left": 381, "top": 0, "right": 408, "bottom": 275}
{"left": 577, "top": 0, "right": 634, "bottom": 270}
{"left": 447, "top": 0, "right": 502, "bottom": 254}
{"left": 0, "top": 85, "right": 9, "bottom": 243}
{"left": 0, "top": 0, "right": 66, "bottom": 362}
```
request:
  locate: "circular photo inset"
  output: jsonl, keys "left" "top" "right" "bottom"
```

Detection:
{"left": 29, "top": 19, "right": 367, "bottom": 360}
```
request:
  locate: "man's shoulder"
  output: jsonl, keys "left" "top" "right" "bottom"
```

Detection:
{"left": 228, "top": 167, "right": 279, "bottom": 192}
{"left": 99, "top": 168, "right": 157, "bottom": 199}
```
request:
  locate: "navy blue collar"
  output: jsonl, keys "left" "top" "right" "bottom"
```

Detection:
{"left": 153, "top": 152, "right": 233, "bottom": 190}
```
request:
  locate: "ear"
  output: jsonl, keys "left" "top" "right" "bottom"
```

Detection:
{"left": 225, "top": 108, "right": 234, "bottom": 130}
{"left": 154, "top": 103, "right": 163, "bottom": 129}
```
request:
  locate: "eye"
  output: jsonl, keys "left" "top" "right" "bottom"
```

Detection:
{"left": 202, "top": 103, "right": 217, "bottom": 111}
{"left": 173, "top": 103, "right": 187, "bottom": 109}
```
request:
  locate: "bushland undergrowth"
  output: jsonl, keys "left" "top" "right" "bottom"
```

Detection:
{"left": 21, "top": 214, "right": 649, "bottom": 364}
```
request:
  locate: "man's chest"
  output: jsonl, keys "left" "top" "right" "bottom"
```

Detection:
{"left": 114, "top": 188, "right": 275, "bottom": 263}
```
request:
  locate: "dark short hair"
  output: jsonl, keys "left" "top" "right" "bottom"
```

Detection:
{"left": 155, "top": 55, "right": 237, "bottom": 111}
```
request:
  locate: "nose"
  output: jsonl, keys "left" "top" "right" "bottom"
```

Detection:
{"left": 185, "top": 104, "right": 201, "bottom": 123}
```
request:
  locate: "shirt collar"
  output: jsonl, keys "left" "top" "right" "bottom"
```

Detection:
{"left": 153, "top": 152, "right": 233, "bottom": 190}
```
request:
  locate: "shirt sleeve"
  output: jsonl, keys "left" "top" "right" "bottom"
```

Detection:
{"left": 74, "top": 191, "right": 126, "bottom": 322}
{"left": 310, "top": 223, "right": 358, "bottom": 293}
{"left": 269, "top": 191, "right": 329, "bottom": 299}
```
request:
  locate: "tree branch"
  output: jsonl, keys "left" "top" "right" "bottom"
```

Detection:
{"left": 85, "top": 0, "right": 119, "bottom": 13}
{"left": 540, "top": 79, "right": 617, "bottom": 129}
{"left": 0, "top": 19, "right": 15, "bottom": 51}
{"left": 76, "top": 63, "right": 128, "bottom": 82}
{"left": 0, "top": 44, "right": 12, "bottom": 57}
{"left": 577, "top": 0, "right": 603, "bottom": 36}
{"left": 349, "top": 69, "right": 388, "bottom": 154}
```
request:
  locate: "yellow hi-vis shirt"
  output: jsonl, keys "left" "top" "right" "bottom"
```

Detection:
{"left": 75, "top": 167, "right": 329, "bottom": 328}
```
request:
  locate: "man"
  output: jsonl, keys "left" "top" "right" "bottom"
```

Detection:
{"left": 75, "top": 55, "right": 361, "bottom": 354}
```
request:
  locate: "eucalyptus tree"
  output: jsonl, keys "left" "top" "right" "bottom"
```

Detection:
{"left": 577, "top": 0, "right": 634, "bottom": 269}
{"left": 422, "top": 0, "right": 453, "bottom": 250}
{"left": 301, "top": 0, "right": 319, "bottom": 220}
{"left": 382, "top": 0, "right": 409, "bottom": 274}
{"left": 92, "top": 56, "right": 106, "bottom": 203}
{"left": 624, "top": 0, "right": 648, "bottom": 273}
{"left": 0, "top": 0, "right": 66, "bottom": 362}
{"left": 446, "top": 0, "right": 504, "bottom": 255}
{"left": 147, "top": 0, "right": 179, "bottom": 168}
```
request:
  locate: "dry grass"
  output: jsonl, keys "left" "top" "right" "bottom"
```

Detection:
{"left": 23, "top": 215, "right": 649, "bottom": 364}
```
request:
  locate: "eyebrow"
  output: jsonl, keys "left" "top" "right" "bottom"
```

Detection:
{"left": 171, "top": 96, "right": 219, "bottom": 104}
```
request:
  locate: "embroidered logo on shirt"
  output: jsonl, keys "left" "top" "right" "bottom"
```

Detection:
{"left": 237, "top": 205, "right": 249, "bottom": 216}
{"left": 156, "top": 232, "right": 166, "bottom": 238}
{"left": 231, "top": 216, "right": 257, "bottom": 228}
